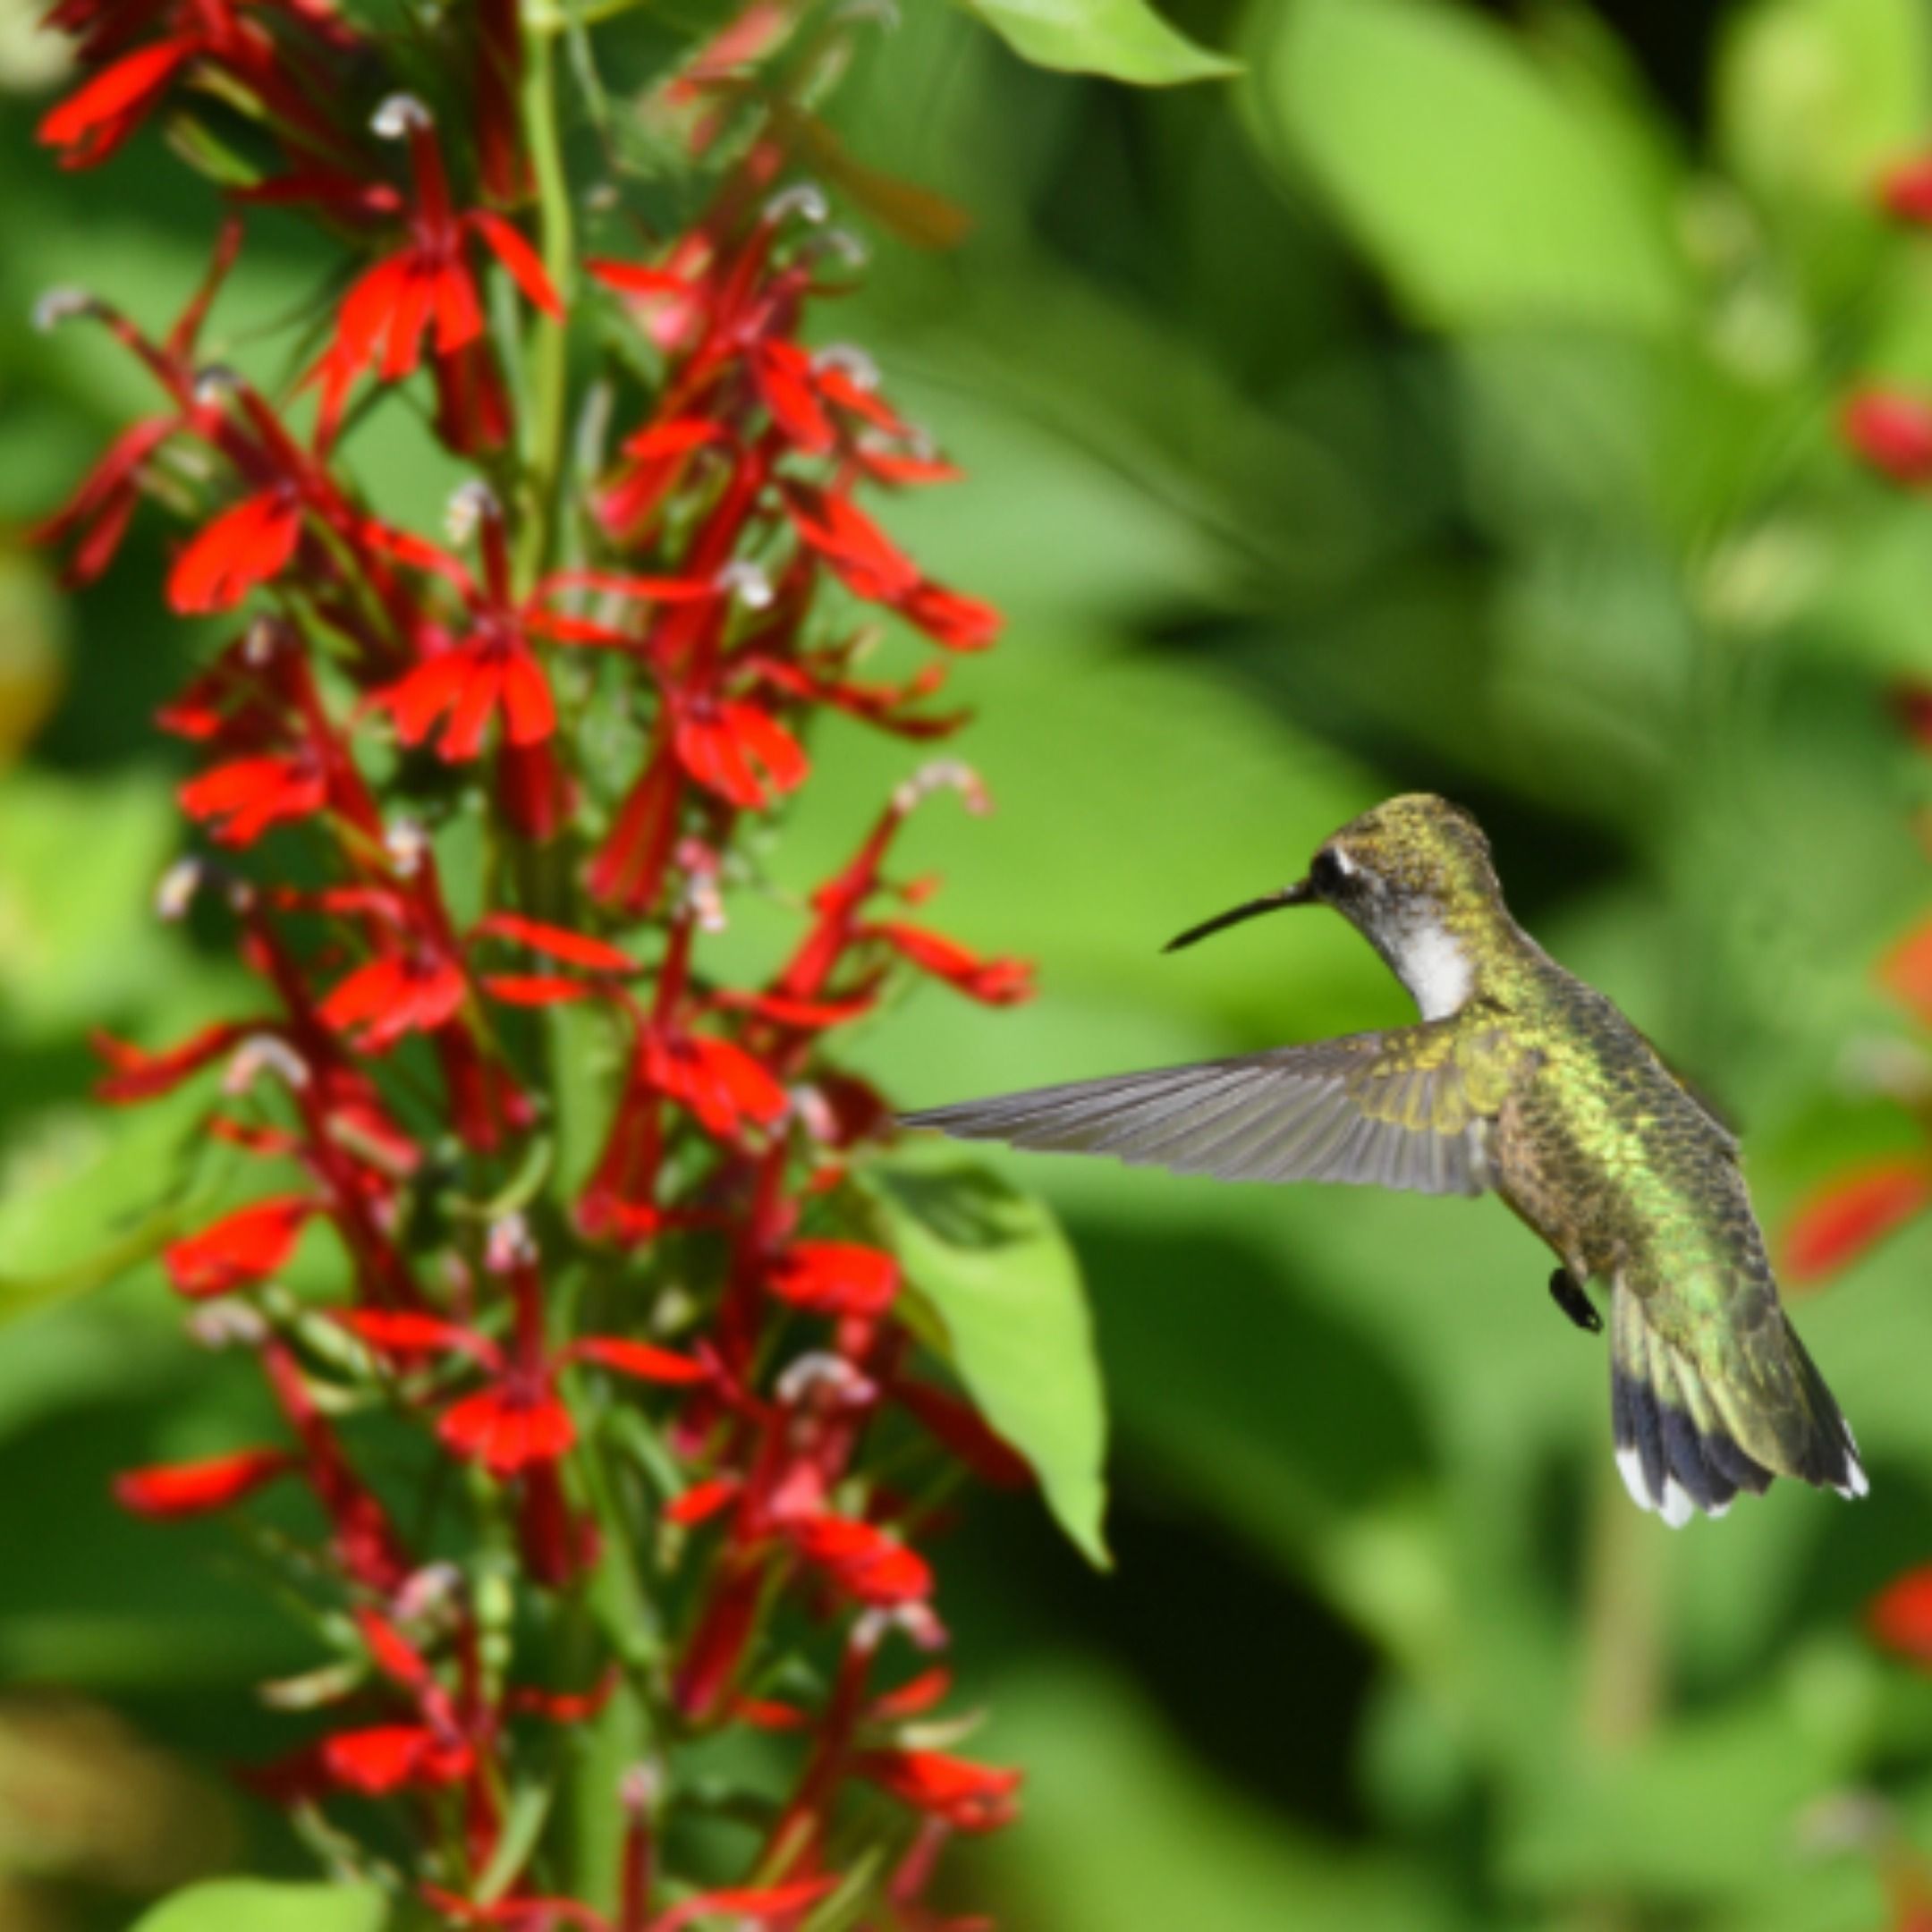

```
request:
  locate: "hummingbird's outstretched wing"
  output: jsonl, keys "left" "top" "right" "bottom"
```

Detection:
{"left": 900, "top": 1023, "right": 1530, "bottom": 1197}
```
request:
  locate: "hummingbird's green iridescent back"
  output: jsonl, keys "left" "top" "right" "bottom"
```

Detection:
{"left": 903, "top": 792, "right": 1866, "bottom": 1527}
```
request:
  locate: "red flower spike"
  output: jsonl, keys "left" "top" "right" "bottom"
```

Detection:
{"left": 1873, "top": 1566, "right": 1932, "bottom": 1664}
{"left": 114, "top": 1447, "right": 296, "bottom": 1518}
{"left": 767, "top": 1240, "right": 899, "bottom": 1318}
{"left": 168, "top": 488, "right": 304, "bottom": 613}
{"left": 165, "top": 1196, "right": 318, "bottom": 1299}
{"left": 1784, "top": 1158, "right": 1932, "bottom": 1284}
{"left": 1843, "top": 390, "right": 1932, "bottom": 486}
{"left": 643, "top": 1029, "right": 789, "bottom": 1140}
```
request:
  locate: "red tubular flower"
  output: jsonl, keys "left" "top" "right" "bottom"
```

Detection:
{"left": 168, "top": 487, "right": 304, "bottom": 614}
{"left": 114, "top": 1446, "right": 297, "bottom": 1518}
{"left": 1882, "top": 157, "right": 1932, "bottom": 225}
{"left": 164, "top": 1195, "right": 319, "bottom": 1298}
{"left": 38, "top": 36, "right": 197, "bottom": 167}
{"left": 790, "top": 1513, "right": 932, "bottom": 1606}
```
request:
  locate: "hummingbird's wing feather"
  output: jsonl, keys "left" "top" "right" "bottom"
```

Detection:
{"left": 900, "top": 1024, "right": 1527, "bottom": 1198}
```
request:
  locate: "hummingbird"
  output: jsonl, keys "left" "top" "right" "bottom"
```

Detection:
{"left": 901, "top": 793, "right": 1867, "bottom": 1525}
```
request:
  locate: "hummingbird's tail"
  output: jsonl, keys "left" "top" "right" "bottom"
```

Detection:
{"left": 1608, "top": 1278, "right": 1867, "bottom": 1527}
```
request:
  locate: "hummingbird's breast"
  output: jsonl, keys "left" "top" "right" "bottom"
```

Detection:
{"left": 1483, "top": 955, "right": 1764, "bottom": 1296}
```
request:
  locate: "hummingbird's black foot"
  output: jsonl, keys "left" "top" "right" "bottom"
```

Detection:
{"left": 1549, "top": 1267, "right": 1602, "bottom": 1335}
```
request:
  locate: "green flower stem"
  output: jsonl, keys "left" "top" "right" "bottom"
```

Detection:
{"left": 517, "top": 4, "right": 575, "bottom": 591}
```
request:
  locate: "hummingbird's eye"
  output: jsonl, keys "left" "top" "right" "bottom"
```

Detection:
{"left": 1309, "top": 849, "right": 1345, "bottom": 895}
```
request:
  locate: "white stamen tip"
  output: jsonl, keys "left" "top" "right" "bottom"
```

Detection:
{"left": 384, "top": 818, "right": 429, "bottom": 877}
{"left": 716, "top": 560, "right": 774, "bottom": 610}
{"left": 224, "top": 1033, "right": 310, "bottom": 1095}
{"left": 186, "top": 1302, "right": 267, "bottom": 1351}
{"left": 155, "top": 858, "right": 206, "bottom": 922}
{"left": 33, "top": 286, "right": 93, "bottom": 332}
{"left": 814, "top": 343, "right": 879, "bottom": 390}
{"left": 394, "top": 1562, "right": 463, "bottom": 1622}
{"left": 775, "top": 1352, "right": 877, "bottom": 1407}
{"left": 371, "top": 93, "right": 431, "bottom": 139}
{"left": 445, "top": 479, "right": 498, "bottom": 546}
{"left": 487, "top": 1214, "right": 536, "bottom": 1273}
{"left": 242, "top": 616, "right": 282, "bottom": 665}
{"left": 812, "top": 228, "right": 869, "bottom": 268}
{"left": 894, "top": 760, "right": 987, "bottom": 818}
{"left": 764, "top": 182, "right": 828, "bottom": 228}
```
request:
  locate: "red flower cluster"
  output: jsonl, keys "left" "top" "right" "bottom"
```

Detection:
{"left": 42, "top": 2, "right": 1031, "bottom": 1922}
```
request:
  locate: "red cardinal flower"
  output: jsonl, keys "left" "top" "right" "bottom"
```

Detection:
{"left": 165, "top": 1195, "right": 319, "bottom": 1298}
{"left": 168, "top": 487, "right": 304, "bottom": 614}
{"left": 767, "top": 1240, "right": 899, "bottom": 1318}
{"left": 308, "top": 97, "right": 560, "bottom": 446}
{"left": 1873, "top": 1567, "right": 1932, "bottom": 1664}
{"left": 790, "top": 1513, "right": 932, "bottom": 1606}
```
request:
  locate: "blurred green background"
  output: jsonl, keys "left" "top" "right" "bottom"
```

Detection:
{"left": 10, "top": 0, "right": 1932, "bottom": 1926}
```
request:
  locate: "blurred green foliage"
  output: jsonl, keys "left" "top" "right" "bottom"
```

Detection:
{"left": 9, "top": 0, "right": 1932, "bottom": 1927}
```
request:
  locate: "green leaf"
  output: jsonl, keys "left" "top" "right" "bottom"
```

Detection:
{"left": 1243, "top": 0, "right": 1685, "bottom": 330}
{"left": 865, "top": 1156, "right": 1109, "bottom": 1567}
{"left": 955, "top": 0, "right": 1239, "bottom": 84}
{"left": 129, "top": 1880, "right": 389, "bottom": 1932}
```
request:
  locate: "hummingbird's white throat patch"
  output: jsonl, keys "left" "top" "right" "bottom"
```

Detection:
{"left": 1388, "top": 916, "right": 1476, "bottom": 1021}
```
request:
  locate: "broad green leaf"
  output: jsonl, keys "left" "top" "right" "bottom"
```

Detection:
{"left": 129, "top": 1880, "right": 388, "bottom": 1932}
{"left": 866, "top": 1157, "right": 1109, "bottom": 1566}
{"left": 956, "top": 0, "right": 1239, "bottom": 84}
{"left": 1716, "top": 0, "right": 1931, "bottom": 206}
{"left": 1243, "top": 0, "right": 1685, "bottom": 330}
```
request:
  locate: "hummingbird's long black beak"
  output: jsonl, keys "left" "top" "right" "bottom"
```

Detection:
{"left": 1163, "top": 879, "right": 1315, "bottom": 954}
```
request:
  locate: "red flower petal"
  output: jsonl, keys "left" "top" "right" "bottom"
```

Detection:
{"left": 754, "top": 339, "right": 836, "bottom": 452}
{"left": 1784, "top": 1158, "right": 1932, "bottom": 1284}
{"left": 876, "top": 922, "right": 1034, "bottom": 1004}
{"left": 643, "top": 1030, "right": 789, "bottom": 1139}
{"left": 318, "top": 1724, "right": 474, "bottom": 1796}
{"left": 783, "top": 482, "right": 922, "bottom": 600}
{"left": 479, "top": 974, "right": 597, "bottom": 1006}
{"left": 38, "top": 37, "right": 194, "bottom": 166}
{"left": 619, "top": 416, "right": 725, "bottom": 462}
{"left": 94, "top": 1022, "right": 250, "bottom": 1103}
{"left": 473, "top": 913, "right": 637, "bottom": 973}
{"left": 852, "top": 1747, "right": 1021, "bottom": 1831}
{"left": 440, "top": 1384, "right": 576, "bottom": 1476}
{"left": 179, "top": 753, "right": 326, "bottom": 845}
{"left": 114, "top": 1447, "right": 295, "bottom": 1518}
{"left": 167, "top": 490, "right": 304, "bottom": 614}
{"left": 165, "top": 1196, "right": 317, "bottom": 1299}
{"left": 1882, "top": 915, "right": 1932, "bottom": 1024}
{"left": 665, "top": 1475, "right": 741, "bottom": 1525}
{"left": 469, "top": 210, "right": 564, "bottom": 314}
{"left": 790, "top": 1513, "right": 931, "bottom": 1606}
{"left": 587, "top": 259, "right": 693, "bottom": 297}
{"left": 899, "top": 579, "right": 1003, "bottom": 651}
{"left": 568, "top": 1336, "right": 709, "bottom": 1383}
{"left": 767, "top": 1239, "right": 899, "bottom": 1318}
{"left": 675, "top": 700, "right": 809, "bottom": 809}
{"left": 336, "top": 1309, "right": 490, "bottom": 1363}
{"left": 321, "top": 955, "right": 467, "bottom": 1050}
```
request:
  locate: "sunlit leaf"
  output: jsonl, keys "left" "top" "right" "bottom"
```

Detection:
{"left": 1245, "top": 0, "right": 1685, "bottom": 329}
{"left": 956, "top": 0, "right": 1239, "bottom": 84}
{"left": 866, "top": 1155, "right": 1109, "bottom": 1566}
{"left": 129, "top": 1881, "right": 388, "bottom": 1932}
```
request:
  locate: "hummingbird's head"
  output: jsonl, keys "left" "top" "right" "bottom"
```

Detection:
{"left": 1165, "top": 793, "right": 1503, "bottom": 1021}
